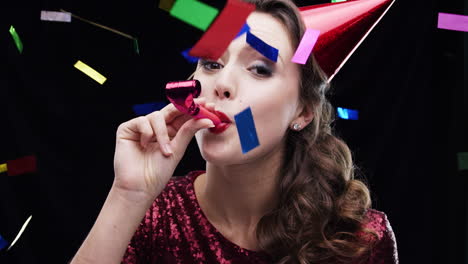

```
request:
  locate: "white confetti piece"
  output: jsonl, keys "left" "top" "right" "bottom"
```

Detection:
{"left": 7, "top": 215, "right": 32, "bottom": 251}
{"left": 40, "top": 11, "right": 71, "bottom": 22}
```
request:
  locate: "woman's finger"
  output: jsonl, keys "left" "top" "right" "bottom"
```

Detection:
{"left": 148, "top": 111, "right": 173, "bottom": 156}
{"left": 156, "top": 97, "right": 207, "bottom": 124}
{"left": 171, "top": 118, "right": 214, "bottom": 154}
{"left": 117, "top": 116, "right": 154, "bottom": 148}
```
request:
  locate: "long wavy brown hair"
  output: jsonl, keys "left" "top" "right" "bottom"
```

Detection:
{"left": 245, "top": 0, "right": 378, "bottom": 263}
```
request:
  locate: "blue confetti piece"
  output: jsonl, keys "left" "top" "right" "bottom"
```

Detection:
{"left": 0, "top": 235, "right": 8, "bottom": 251}
{"left": 246, "top": 31, "right": 278, "bottom": 62}
{"left": 235, "top": 23, "right": 250, "bottom": 39}
{"left": 337, "top": 107, "right": 359, "bottom": 120}
{"left": 132, "top": 102, "right": 168, "bottom": 116}
{"left": 234, "top": 107, "right": 260, "bottom": 154}
{"left": 181, "top": 48, "right": 199, "bottom": 64}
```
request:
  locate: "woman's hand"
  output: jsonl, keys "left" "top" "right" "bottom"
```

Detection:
{"left": 113, "top": 98, "right": 214, "bottom": 201}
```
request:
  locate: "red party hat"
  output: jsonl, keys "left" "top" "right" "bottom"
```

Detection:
{"left": 299, "top": 0, "right": 395, "bottom": 82}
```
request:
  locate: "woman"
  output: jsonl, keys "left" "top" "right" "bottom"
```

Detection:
{"left": 71, "top": 0, "right": 398, "bottom": 263}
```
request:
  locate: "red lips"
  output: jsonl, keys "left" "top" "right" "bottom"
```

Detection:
{"left": 209, "top": 110, "right": 232, "bottom": 134}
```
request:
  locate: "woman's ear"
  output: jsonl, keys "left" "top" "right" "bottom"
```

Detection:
{"left": 291, "top": 104, "right": 314, "bottom": 131}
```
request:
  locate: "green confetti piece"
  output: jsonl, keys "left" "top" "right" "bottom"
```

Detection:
{"left": 169, "top": 0, "right": 219, "bottom": 31}
{"left": 9, "top": 25, "right": 23, "bottom": 53}
{"left": 331, "top": 0, "right": 347, "bottom": 2}
{"left": 133, "top": 38, "right": 140, "bottom": 55}
{"left": 457, "top": 152, "right": 468, "bottom": 171}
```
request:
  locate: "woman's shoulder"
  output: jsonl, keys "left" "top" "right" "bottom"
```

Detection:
{"left": 359, "top": 208, "right": 399, "bottom": 263}
{"left": 361, "top": 209, "right": 394, "bottom": 240}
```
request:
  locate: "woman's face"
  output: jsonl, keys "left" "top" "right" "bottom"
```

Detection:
{"left": 194, "top": 11, "right": 302, "bottom": 165}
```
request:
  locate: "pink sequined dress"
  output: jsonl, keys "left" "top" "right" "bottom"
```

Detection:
{"left": 122, "top": 171, "right": 398, "bottom": 264}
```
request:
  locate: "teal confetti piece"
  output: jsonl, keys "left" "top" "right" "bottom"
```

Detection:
{"left": 337, "top": 107, "right": 359, "bottom": 120}
{"left": 9, "top": 25, "right": 23, "bottom": 53}
{"left": 457, "top": 152, "right": 468, "bottom": 171}
{"left": 133, "top": 38, "right": 140, "bottom": 55}
{"left": 331, "top": 0, "right": 347, "bottom": 2}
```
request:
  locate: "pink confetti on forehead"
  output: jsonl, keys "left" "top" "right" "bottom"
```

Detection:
{"left": 291, "top": 28, "right": 320, "bottom": 64}
{"left": 437, "top": 12, "right": 468, "bottom": 32}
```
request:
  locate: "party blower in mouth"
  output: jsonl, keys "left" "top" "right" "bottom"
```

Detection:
{"left": 165, "top": 80, "right": 232, "bottom": 133}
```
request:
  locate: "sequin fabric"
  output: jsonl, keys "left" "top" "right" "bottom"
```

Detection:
{"left": 122, "top": 171, "right": 398, "bottom": 264}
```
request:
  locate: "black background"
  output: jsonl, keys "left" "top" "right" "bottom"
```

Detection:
{"left": 1, "top": 0, "right": 467, "bottom": 263}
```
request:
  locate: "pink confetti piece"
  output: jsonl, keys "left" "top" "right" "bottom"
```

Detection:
{"left": 291, "top": 29, "right": 320, "bottom": 64}
{"left": 437, "top": 12, "right": 468, "bottom": 32}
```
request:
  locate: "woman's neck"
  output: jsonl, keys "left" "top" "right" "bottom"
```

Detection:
{"left": 195, "top": 147, "right": 282, "bottom": 234}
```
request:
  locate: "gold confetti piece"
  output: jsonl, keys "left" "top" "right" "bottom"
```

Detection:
{"left": 7, "top": 215, "right": 32, "bottom": 251}
{"left": 60, "top": 9, "right": 134, "bottom": 39}
{"left": 74, "top": 60, "right": 107, "bottom": 85}
{"left": 159, "top": 0, "right": 176, "bottom": 12}
{"left": 0, "top": 163, "right": 7, "bottom": 173}
{"left": 187, "top": 71, "right": 195, "bottom": 80}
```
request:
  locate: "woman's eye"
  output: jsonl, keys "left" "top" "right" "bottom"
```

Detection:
{"left": 200, "top": 60, "right": 223, "bottom": 71}
{"left": 249, "top": 64, "right": 273, "bottom": 77}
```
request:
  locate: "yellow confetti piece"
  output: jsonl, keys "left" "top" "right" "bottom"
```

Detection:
{"left": 7, "top": 215, "right": 32, "bottom": 251}
{"left": 0, "top": 163, "right": 7, "bottom": 173}
{"left": 74, "top": 60, "right": 107, "bottom": 84}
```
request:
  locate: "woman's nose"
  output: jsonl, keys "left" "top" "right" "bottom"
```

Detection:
{"left": 213, "top": 67, "right": 237, "bottom": 100}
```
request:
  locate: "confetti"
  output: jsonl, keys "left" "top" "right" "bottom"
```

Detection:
{"left": 159, "top": 0, "right": 177, "bottom": 12}
{"left": 337, "top": 107, "right": 359, "bottom": 120}
{"left": 1, "top": 155, "right": 37, "bottom": 176}
{"left": 234, "top": 107, "right": 260, "bottom": 154}
{"left": 246, "top": 31, "right": 278, "bottom": 62}
{"left": 0, "top": 235, "right": 8, "bottom": 251}
{"left": 291, "top": 28, "right": 320, "bottom": 64}
{"left": 74, "top": 60, "right": 107, "bottom": 85}
{"left": 40, "top": 10, "right": 72, "bottom": 22}
{"left": 7, "top": 215, "right": 32, "bottom": 251}
{"left": 331, "top": 0, "right": 347, "bottom": 2}
{"left": 0, "top": 163, "right": 6, "bottom": 174}
{"left": 181, "top": 48, "right": 199, "bottom": 63}
{"left": 457, "top": 152, "right": 468, "bottom": 171}
{"left": 189, "top": 0, "right": 255, "bottom": 60}
{"left": 9, "top": 25, "right": 23, "bottom": 53}
{"left": 132, "top": 102, "right": 168, "bottom": 115}
{"left": 235, "top": 23, "right": 250, "bottom": 39}
{"left": 437, "top": 13, "right": 468, "bottom": 32}
{"left": 133, "top": 38, "right": 140, "bottom": 55}
{"left": 169, "top": 0, "right": 219, "bottom": 31}
{"left": 60, "top": 9, "right": 135, "bottom": 39}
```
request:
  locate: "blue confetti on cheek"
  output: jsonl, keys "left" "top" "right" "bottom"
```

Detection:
{"left": 0, "top": 234, "right": 8, "bottom": 250}
{"left": 234, "top": 107, "right": 260, "bottom": 154}
{"left": 246, "top": 31, "right": 278, "bottom": 62}
{"left": 132, "top": 102, "right": 168, "bottom": 116}
{"left": 337, "top": 107, "right": 359, "bottom": 120}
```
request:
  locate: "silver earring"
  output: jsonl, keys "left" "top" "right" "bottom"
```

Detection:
{"left": 292, "top": 123, "right": 301, "bottom": 131}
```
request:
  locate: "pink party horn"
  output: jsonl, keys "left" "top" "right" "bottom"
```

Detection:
{"left": 165, "top": 80, "right": 222, "bottom": 125}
